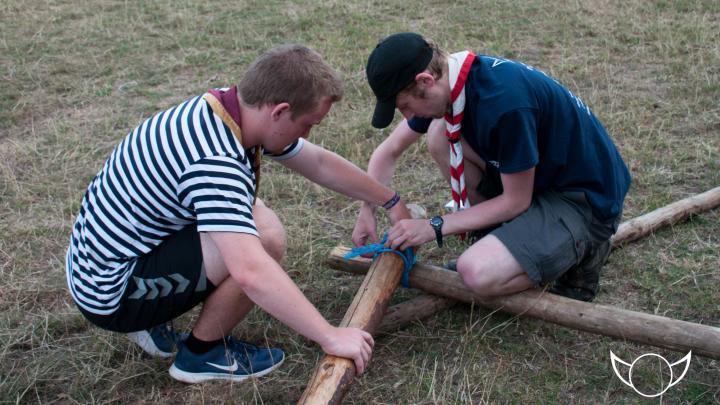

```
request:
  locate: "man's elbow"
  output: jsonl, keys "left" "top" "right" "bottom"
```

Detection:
{"left": 516, "top": 197, "right": 532, "bottom": 214}
{"left": 227, "top": 261, "right": 265, "bottom": 293}
{"left": 504, "top": 194, "right": 532, "bottom": 218}
{"left": 373, "top": 137, "right": 403, "bottom": 162}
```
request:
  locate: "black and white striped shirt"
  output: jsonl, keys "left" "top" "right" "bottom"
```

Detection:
{"left": 66, "top": 94, "right": 303, "bottom": 315}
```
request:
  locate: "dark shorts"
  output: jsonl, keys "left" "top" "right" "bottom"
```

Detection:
{"left": 478, "top": 165, "right": 620, "bottom": 284}
{"left": 77, "top": 225, "right": 215, "bottom": 333}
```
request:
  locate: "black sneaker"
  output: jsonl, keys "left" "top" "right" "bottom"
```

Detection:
{"left": 549, "top": 240, "right": 612, "bottom": 302}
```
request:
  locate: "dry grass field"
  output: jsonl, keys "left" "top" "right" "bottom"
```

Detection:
{"left": 1, "top": 0, "right": 719, "bottom": 403}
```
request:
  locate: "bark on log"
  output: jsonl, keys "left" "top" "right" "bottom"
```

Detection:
{"left": 612, "top": 186, "right": 720, "bottom": 247}
{"left": 298, "top": 252, "right": 405, "bottom": 405}
{"left": 377, "top": 295, "right": 458, "bottom": 335}
{"left": 327, "top": 247, "right": 720, "bottom": 359}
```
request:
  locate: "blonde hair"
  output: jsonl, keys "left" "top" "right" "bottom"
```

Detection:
{"left": 239, "top": 45, "right": 343, "bottom": 118}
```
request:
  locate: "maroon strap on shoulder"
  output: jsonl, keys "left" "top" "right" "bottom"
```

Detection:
{"left": 208, "top": 86, "right": 242, "bottom": 128}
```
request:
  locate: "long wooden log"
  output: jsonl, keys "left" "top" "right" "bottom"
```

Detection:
{"left": 377, "top": 295, "right": 458, "bottom": 335}
{"left": 298, "top": 252, "right": 405, "bottom": 405}
{"left": 322, "top": 186, "right": 720, "bottom": 354}
{"left": 612, "top": 186, "right": 720, "bottom": 247}
{"left": 327, "top": 247, "right": 720, "bottom": 359}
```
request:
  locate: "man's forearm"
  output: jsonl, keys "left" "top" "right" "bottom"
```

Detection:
{"left": 366, "top": 153, "right": 395, "bottom": 186}
{"left": 315, "top": 151, "right": 396, "bottom": 206}
{"left": 234, "top": 256, "right": 334, "bottom": 346}
{"left": 442, "top": 193, "right": 528, "bottom": 235}
{"left": 213, "top": 232, "right": 335, "bottom": 347}
{"left": 366, "top": 119, "right": 421, "bottom": 186}
{"left": 355, "top": 144, "right": 401, "bottom": 214}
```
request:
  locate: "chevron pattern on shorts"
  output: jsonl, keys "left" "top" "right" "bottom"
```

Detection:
{"left": 128, "top": 273, "right": 195, "bottom": 300}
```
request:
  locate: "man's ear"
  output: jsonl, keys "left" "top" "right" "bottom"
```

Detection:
{"left": 414, "top": 72, "right": 436, "bottom": 89}
{"left": 270, "top": 102, "right": 291, "bottom": 120}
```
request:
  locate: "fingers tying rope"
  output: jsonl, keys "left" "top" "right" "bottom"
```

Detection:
{"left": 343, "top": 233, "right": 417, "bottom": 287}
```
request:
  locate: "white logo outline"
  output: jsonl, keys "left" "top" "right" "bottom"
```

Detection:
{"left": 610, "top": 350, "right": 691, "bottom": 398}
{"left": 490, "top": 58, "right": 509, "bottom": 68}
{"left": 206, "top": 359, "right": 239, "bottom": 372}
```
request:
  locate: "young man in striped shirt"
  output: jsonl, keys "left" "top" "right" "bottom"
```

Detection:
{"left": 66, "top": 45, "right": 410, "bottom": 383}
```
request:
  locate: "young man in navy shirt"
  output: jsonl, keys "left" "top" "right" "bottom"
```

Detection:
{"left": 353, "top": 32, "right": 631, "bottom": 302}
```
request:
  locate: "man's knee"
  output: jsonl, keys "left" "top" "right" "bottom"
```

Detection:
{"left": 200, "top": 233, "right": 229, "bottom": 286}
{"left": 260, "top": 225, "right": 286, "bottom": 263}
{"left": 426, "top": 120, "right": 448, "bottom": 163}
{"left": 456, "top": 236, "right": 529, "bottom": 296}
{"left": 253, "top": 200, "right": 286, "bottom": 263}
{"left": 456, "top": 255, "right": 497, "bottom": 293}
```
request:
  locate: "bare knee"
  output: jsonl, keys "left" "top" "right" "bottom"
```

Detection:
{"left": 252, "top": 200, "right": 286, "bottom": 263}
{"left": 456, "top": 255, "right": 496, "bottom": 294}
{"left": 260, "top": 226, "right": 286, "bottom": 263}
{"left": 426, "top": 119, "right": 448, "bottom": 164}
{"left": 456, "top": 250, "right": 521, "bottom": 297}
{"left": 200, "top": 233, "right": 229, "bottom": 286}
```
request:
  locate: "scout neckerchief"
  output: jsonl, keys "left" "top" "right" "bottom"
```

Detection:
{"left": 445, "top": 51, "right": 476, "bottom": 213}
{"left": 202, "top": 90, "right": 262, "bottom": 205}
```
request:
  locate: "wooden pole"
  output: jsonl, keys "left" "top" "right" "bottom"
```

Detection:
{"left": 377, "top": 295, "right": 457, "bottom": 335}
{"left": 612, "top": 186, "right": 720, "bottom": 247}
{"left": 298, "top": 252, "right": 405, "bottom": 405}
{"left": 300, "top": 188, "right": 720, "bottom": 401}
{"left": 327, "top": 247, "right": 720, "bottom": 359}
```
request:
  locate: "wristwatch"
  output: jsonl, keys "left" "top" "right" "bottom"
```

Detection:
{"left": 429, "top": 216, "right": 444, "bottom": 248}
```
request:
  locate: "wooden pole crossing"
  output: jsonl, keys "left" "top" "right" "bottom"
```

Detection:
{"left": 299, "top": 187, "right": 720, "bottom": 402}
{"left": 327, "top": 247, "right": 720, "bottom": 360}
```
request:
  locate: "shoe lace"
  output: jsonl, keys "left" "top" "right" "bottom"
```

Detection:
{"left": 225, "top": 337, "right": 261, "bottom": 353}
{"left": 163, "top": 321, "right": 190, "bottom": 345}
{"left": 221, "top": 337, "right": 258, "bottom": 370}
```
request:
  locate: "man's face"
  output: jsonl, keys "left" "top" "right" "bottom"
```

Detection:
{"left": 266, "top": 98, "right": 333, "bottom": 153}
{"left": 395, "top": 86, "right": 448, "bottom": 121}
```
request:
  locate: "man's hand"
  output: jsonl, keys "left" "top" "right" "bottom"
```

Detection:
{"left": 385, "top": 218, "right": 435, "bottom": 250}
{"left": 320, "top": 327, "right": 375, "bottom": 374}
{"left": 386, "top": 199, "right": 412, "bottom": 225}
{"left": 352, "top": 203, "right": 379, "bottom": 248}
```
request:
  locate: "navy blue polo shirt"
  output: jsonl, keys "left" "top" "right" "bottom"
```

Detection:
{"left": 408, "top": 55, "right": 631, "bottom": 221}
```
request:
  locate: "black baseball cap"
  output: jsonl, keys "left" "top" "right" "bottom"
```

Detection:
{"left": 366, "top": 32, "right": 433, "bottom": 129}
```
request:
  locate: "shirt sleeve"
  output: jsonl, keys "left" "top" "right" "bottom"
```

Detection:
{"left": 494, "top": 108, "right": 539, "bottom": 173}
{"left": 264, "top": 138, "right": 305, "bottom": 161}
{"left": 176, "top": 156, "right": 258, "bottom": 235}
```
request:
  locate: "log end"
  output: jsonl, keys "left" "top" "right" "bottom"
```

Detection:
{"left": 298, "top": 356, "right": 356, "bottom": 405}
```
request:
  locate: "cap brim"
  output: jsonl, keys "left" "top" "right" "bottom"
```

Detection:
{"left": 371, "top": 97, "right": 396, "bottom": 129}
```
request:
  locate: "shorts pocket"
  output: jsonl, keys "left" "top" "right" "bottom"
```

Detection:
{"left": 537, "top": 217, "right": 585, "bottom": 283}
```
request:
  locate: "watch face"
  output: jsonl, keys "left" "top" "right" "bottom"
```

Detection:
{"left": 430, "top": 216, "right": 442, "bottom": 227}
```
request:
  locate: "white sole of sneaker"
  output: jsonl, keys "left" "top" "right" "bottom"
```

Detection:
{"left": 127, "top": 330, "right": 174, "bottom": 358}
{"left": 168, "top": 356, "right": 285, "bottom": 384}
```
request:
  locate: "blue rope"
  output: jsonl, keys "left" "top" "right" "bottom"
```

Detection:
{"left": 343, "top": 233, "right": 417, "bottom": 288}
